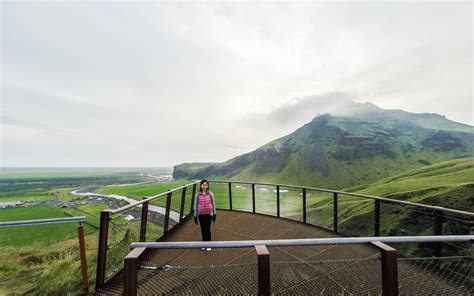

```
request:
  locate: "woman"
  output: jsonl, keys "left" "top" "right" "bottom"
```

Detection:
{"left": 193, "top": 179, "right": 217, "bottom": 251}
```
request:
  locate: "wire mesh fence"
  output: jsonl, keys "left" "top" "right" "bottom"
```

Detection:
{"left": 102, "top": 183, "right": 200, "bottom": 284}
{"left": 337, "top": 194, "right": 374, "bottom": 237}
{"left": 380, "top": 203, "right": 435, "bottom": 237}
{"left": 271, "top": 257, "right": 382, "bottom": 295}
{"left": 106, "top": 213, "right": 142, "bottom": 281}
{"left": 231, "top": 183, "right": 253, "bottom": 212}
{"left": 255, "top": 184, "right": 277, "bottom": 216}
{"left": 305, "top": 190, "right": 334, "bottom": 230}
{"left": 135, "top": 261, "right": 259, "bottom": 295}
{"left": 398, "top": 255, "right": 473, "bottom": 295}
{"left": 183, "top": 184, "right": 195, "bottom": 217}
{"left": 126, "top": 244, "right": 472, "bottom": 296}
{"left": 209, "top": 182, "right": 229, "bottom": 210}
{"left": 279, "top": 186, "right": 303, "bottom": 222}
{"left": 99, "top": 209, "right": 473, "bottom": 295}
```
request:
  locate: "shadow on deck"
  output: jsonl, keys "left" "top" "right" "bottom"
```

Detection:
{"left": 98, "top": 210, "right": 470, "bottom": 295}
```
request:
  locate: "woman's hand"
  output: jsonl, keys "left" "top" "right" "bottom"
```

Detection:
{"left": 212, "top": 215, "right": 216, "bottom": 223}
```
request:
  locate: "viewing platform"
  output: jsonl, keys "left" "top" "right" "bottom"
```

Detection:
{"left": 97, "top": 210, "right": 471, "bottom": 295}
{"left": 93, "top": 180, "right": 473, "bottom": 295}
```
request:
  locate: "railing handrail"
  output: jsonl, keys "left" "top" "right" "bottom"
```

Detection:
{"left": 130, "top": 235, "right": 474, "bottom": 249}
{"left": 108, "top": 181, "right": 200, "bottom": 214}
{"left": 0, "top": 216, "right": 87, "bottom": 227}
{"left": 208, "top": 179, "right": 474, "bottom": 218}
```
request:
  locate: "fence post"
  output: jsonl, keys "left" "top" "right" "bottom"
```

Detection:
{"left": 179, "top": 187, "right": 187, "bottom": 222}
{"left": 96, "top": 210, "right": 110, "bottom": 289}
{"left": 140, "top": 199, "right": 149, "bottom": 242}
{"left": 374, "top": 200, "right": 380, "bottom": 237}
{"left": 77, "top": 222, "right": 89, "bottom": 292}
{"left": 372, "top": 241, "right": 398, "bottom": 296}
{"left": 123, "top": 247, "right": 146, "bottom": 296}
{"left": 333, "top": 192, "right": 338, "bottom": 233}
{"left": 190, "top": 183, "right": 197, "bottom": 213}
{"left": 228, "top": 182, "right": 233, "bottom": 210}
{"left": 434, "top": 210, "right": 444, "bottom": 257}
{"left": 255, "top": 245, "right": 270, "bottom": 296}
{"left": 276, "top": 186, "right": 280, "bottom": 218}
{"left": 164, "top": 191, "right": 172, "bottom": 233}
{"left": 302, "top": 188, "right": 307, "bottom": 224}
{"left": 252, "top": 183, "right": 256, "bottom": 213}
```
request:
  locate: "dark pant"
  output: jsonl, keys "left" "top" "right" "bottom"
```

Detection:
{"left": 198, "top": 214, "right": 212, "bottom": 241}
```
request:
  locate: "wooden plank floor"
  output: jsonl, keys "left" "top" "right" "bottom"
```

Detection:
{"left": 98, "top": 210, "right": 471, "bottom": 295}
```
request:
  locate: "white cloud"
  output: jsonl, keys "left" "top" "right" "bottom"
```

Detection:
{"left": 1, "top": 1, "right": 472, "bottom": 167}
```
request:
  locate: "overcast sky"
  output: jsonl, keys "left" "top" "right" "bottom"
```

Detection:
{"left": 1, "top": 1, "right": 472, "bottom": 167}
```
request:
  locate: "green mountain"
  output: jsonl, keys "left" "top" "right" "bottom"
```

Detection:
{"left": 173, "top": 102, "right": 474, "bottom": 189}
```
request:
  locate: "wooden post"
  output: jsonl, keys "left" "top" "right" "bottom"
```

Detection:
{"left": 276, "top": 186, "right": 280, "bottom": 218}
{"left": 255, "top": 245, "right": 270, "bottom": 296}
{"left": 374, "top": 200, "right": 380, "bottom": 237}
{"left": 96, "top": 210, "right": 110, "bottom": 288}
{"left": 140, "top": 200, "right": 148, "bottom": 242}
{"left": 252, "top": 184, "right": 256, "bottom": 213}
{"left": 333, "top": 192, "right": 338, "bottom": 233}
{"left": 434, "top": 210, "right": 443, "bottom": 257}
{"left": 123, "top": 247, "right": 146, "bottom": 296}
{"left": 228, "top": 182, "right": 233, "bottom": 210}
{"left": 179, "top": 187, "right": 187, "bottom": 222}
{"left": 190, "top": 184, "right": 197, "bottom": 213}
{"left": 164, "top": 191, "right": 172, "bottom": 233}
{"left": 77, "top": 222, "right": 89, "bottom": 292}
{"left": 372, "top": 241, "right": 399, "bottom": 296}
{"left": 302, "top": 188, "right": 307, "bottom": 224}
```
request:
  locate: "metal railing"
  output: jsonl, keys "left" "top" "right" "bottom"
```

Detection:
{"left": 95, "top": 181, "right": 199, "bottom": 288}
{"left": 95, "top": 179, "right": 474, "bottom": 290}
{"left": 209, "top": 180, "right": 473, "bottom": 257}
{"left": 0, "top": 216, "right": 90, "bottom": 292}
{"left": 0, "top": 216, "right": 86, "bottom": 227}
{"left": 126, "top": 235, "right": 473, "bottom": 296}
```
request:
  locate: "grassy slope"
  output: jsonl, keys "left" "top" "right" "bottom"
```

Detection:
{"left": 325, "top": 157, "right": 474, "bottom": 251}
{"left": 347, "top": 157, "right": 474, "bottom": 209}
{"left": 0, "top": 203, "right": 110, "bottom": 295}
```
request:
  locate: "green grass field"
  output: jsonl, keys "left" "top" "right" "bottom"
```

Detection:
{"left": 0, "top": 195, "right": 53, "bottom": 202}
{"left": 96, "top": 180, "right": 191, "bottom": 197}
{"left": 0, "top": 205, "right": 104, "bottom": 247}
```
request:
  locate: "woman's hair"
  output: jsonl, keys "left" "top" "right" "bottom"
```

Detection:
{"left": 200, "top": 179, "right": 209, "bottom": 192}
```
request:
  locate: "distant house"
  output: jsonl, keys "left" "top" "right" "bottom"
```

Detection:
{"left": 124, "top": 214, "right": 135, "bottom": 221}
{"left": 0, "top": 201, "right": 24, "bottom": 208}
{"left": 272, "top": 189, "right": 289, "bottom": 193}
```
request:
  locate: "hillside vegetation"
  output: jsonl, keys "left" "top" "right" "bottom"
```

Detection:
{"left": 347, "top": 157, "right": 474, "bottom": 211}
{"left": 174, "top": 102, "right": 473, "bottom": 189}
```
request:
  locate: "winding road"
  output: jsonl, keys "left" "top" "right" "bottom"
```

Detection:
{"left": 70, "top": 187, "right": 181, "bottom": 222}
